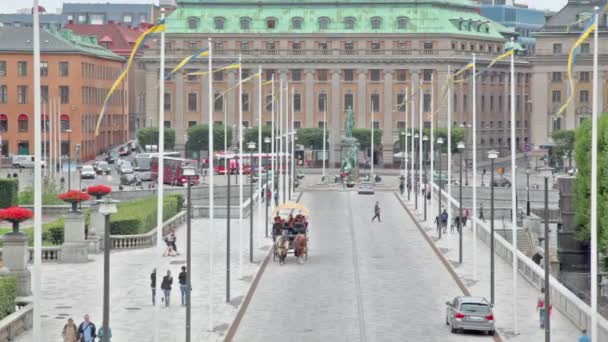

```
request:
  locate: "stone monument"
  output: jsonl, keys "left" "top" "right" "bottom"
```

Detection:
{"left": 340, "top": 107, "right": 360, "bottom": 180}
{"left": 61, "top": 210, "right": 89, "bottom": 263}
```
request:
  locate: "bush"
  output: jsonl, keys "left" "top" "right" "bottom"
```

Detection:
{"left": 0, "top": 179, "right": 18, "bottom": 209}
{"left": 110, "top": 194, "right": 183, "bottom": 235}
{"left": 0, "top": 277, "right": 16, "bottom": 319}
{"left": 18, "top": 181, "right": 63, "bottom": 205}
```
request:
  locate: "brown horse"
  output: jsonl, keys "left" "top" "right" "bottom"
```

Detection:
{"left": 294, "top": 234, "right": 307, "bottom": 264}
{"left": 275, "top": 235, "right": 289, "bottom": 265}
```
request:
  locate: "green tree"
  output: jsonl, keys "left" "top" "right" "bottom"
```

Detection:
{"left": 186, "top": 124, "right": 232, "bottom": 152}
{"left": 352, "top": 128, "right": 383, "bottom": 151}
{"left": 242, "top": 126, "right": 274, "bottom": 152}
{"left": 136, "top": 127, "right": 176, "bottom": 150}
{"left": 573, "top": 116, "right": 608, "bottom": 257}
{"left": 552, "top": 129, "right": 576, "bottom": 168}
{"left": 295, "top": 128, "right": 328, "bottom": 150}
{"left": 396, "top": 127, "right": 465, "bottom": 153}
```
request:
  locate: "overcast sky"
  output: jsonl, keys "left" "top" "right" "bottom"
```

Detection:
{"left": 0, "top": 0, "right": 569, "bottom": 14}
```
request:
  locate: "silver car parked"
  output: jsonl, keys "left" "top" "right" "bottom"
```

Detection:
{"left": 445, "top": 296, "right": 495, "bottom": 336}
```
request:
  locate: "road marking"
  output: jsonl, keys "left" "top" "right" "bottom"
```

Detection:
{"left": 346, "top": 192, "right": 368, "bottom": 342}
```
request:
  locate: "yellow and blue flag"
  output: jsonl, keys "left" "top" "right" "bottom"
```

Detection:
{"left": 187, "top": 63, "right": 241, "bottom": 77}
{"left": 167, "top": 47, "right": 209, "bottom": 78}
{"left": 95, "top": 19, "right": 165, "bottom": 136}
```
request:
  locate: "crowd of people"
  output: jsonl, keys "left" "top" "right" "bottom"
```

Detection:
{"left": 61, "top": 314, "right": 111, "bottom": 342}
{"left": 272, "top": 213, "right": 308, "bottom": 239}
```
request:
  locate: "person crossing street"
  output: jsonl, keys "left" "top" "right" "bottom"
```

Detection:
{"left": 371, "top": 201, "right": 381, "bottom": 222}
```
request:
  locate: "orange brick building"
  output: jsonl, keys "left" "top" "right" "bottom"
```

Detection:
{"left": 0, "top": 27, "right": 126, "bottom": 161}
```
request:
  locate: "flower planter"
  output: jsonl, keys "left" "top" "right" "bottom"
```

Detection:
{"left": 58, "top": 190, "right": 91, "bottom": 213}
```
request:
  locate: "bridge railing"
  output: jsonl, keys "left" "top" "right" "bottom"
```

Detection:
{"left": 430, "top": 182, "right": 608, "bottom": 339}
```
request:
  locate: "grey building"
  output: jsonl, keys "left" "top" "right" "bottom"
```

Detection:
{"left": 0, "top": 13, "right": 67, "bottom": 30}
{"left": 62, "top": 3, "right": 157, "bottom": 25}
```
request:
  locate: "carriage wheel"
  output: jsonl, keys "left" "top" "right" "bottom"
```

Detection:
{"left": 272, "top": 245, "right": 277, "bottom": 262}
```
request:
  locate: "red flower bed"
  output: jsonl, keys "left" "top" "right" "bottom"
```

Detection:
{"left": 0, "top": 206, "right": 33, "bottom": 223}
{"left": 87, "top": 185, "right": 112, "bottom": 198}
{"left": 58, "top": 190, "right": 91, "bottom": 204}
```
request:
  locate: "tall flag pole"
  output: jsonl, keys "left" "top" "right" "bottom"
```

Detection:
{"left": 472, "top": 53, "right": 478, "bottom": 282}
{"left": 405, "top": 88, "right": 408, "bottom": 184}
{"left": 49, "top": 99, "right": 54, "bottom": 181}
{"left": 238, "top": 54, "right": 243, "bottom": 278}
{"left": 430, "top": 74, "right": 435, "bottom": 219}
{"left": 447, "top": 66, "right": 452, "bottom": 223}
{"left": 257, "top": 65, "right": 263, "bottom": 244}
{"left": 509, "top": 37, "right": 518, "bottom": 335}
{"left": 323, "top": 100, "right": 327, "bottom": 182}
{"left": 154, "top": 9, "right": 166, "bottom": 342}
{"left": 590, "top": 7, "right": 600, "bottom": 342}
{"left": 410, "top": 82, "right": 415, "bottom": 203}
{"left": 419, "top": 78, "right": 423, "bottom": 209}
{"left": 270, "top": 75, "right": 275, "bottom": 210}
{"left": 278, "top": 78, "right": 283, "bottom": 204}
{"left": 207, "top": 37, "right": 215, "bottom": 332}
{"left": 223, "top": 96, "right": 227, "bottom": 181}
{"left": 290, "top": 87, "right": 295, "bottom": 199}
{"left": 32, "top": 2, "right": 42, "bottom": 341}
{"left": 371, "top": 100, "right": 375, "bottom": 178}
{"left": 283, "top": 81, "right": 288, "bottom": 203}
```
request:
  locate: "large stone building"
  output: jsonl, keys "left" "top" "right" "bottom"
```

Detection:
{"left": 142, "top": 0, "right": 532, "bottom": 167}
{"left": 530, "top": 0, "right": 608, "bottom": 149}
{"left": 0, "top": 27, "right": 126, "bottom": 160}
{"left": 62, "top": 2, "right": 158, "bottom": 26}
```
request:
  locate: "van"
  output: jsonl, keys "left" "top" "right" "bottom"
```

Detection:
{"left": 12, "top": 155, "right": 46, "bottom": 168}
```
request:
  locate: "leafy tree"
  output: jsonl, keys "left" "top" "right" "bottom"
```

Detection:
{"left": 551, "top": 129, "right": 576, "bottom": 168}
{"left": 573, "top": 116, "right": 608, "bottom": 257}
{"left": 136, "top": 127, "right": 176, "bottom": 150}
{"left": 352, "top": 128, "right": 383, "bottom": 151}
{"left": 396, "top": 127, "right": 465, "bottom": 153}
{"left": 295, "top": 128, "right": 328, "bottom": 150}
{"left": 242, "top": 126, "right": 274, "bottom": 152}
{"left": 186, "top": 124, "right": 232, "bottom": 152}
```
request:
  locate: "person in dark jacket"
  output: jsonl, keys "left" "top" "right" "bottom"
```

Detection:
{"left": 150, "top": 269, "right": 156, "bottom": 306}
{"left": 371, "top": 201, "right": 381, "bottom": 222}
{"left": 161, "top": 270, "right": 173, "bottom": 307}
{"left": 178, "top": 266, "right": 188, "bottom": 306}
{"left": 78, "top": 314, "right": 96, "bottom": 342}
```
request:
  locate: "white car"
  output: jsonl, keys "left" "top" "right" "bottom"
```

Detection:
{"left": 12, "top": 155, "right": 46, "bottom": 168}
{"left": 80, "top": 165, "right": 96, "bottom": 179}
{"left": 358, "top": 181, "right": 375, "bottom": 195}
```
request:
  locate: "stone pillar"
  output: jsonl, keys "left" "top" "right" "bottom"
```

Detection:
{"left": 330, "top": 69, "right": 342, "bottom": 167}
{"left": 175, "top": 72, "right": 186, "bottom": 150}
{"left": 145, "top": 68, "right": 159, "bottom": 127}
{"left": 382, "top": 69, "right": 394, "bottom": 167}
{"left": 357, "top": 69, "right": 367, "bottom": 127}
{"left": 304, "top": 69, "right": 314, "bottom": 128}
{"left": 87, "top": 203, "right": 104, "bottom": 253}
{"left": 60, "top": 212, "right": 89, "bottom": 263}
{"left": 0, "top": 232, "right": 31, "bottom": 296}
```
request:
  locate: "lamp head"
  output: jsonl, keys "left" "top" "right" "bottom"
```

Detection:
{"left": 407, "top": 132, "right": 412, "bottom": 137}
{"left": 414, "top": 133, "right": 419, "bottom": 138}
{"left": 264, "top": 137, "right": 271, "bottom": 144}
{"left": 488, "top": 150, "right": 498, "bottom": 160}
{"left": 437, "top": 137, "right": 444, "bottom": 145}
{"left": 97, "top": 198, "right": 119, "bottom": 215}
{"left": 422, "top": 135, "right": 429, "bottom": 141}
{"left": 247, "top": 141, "right": 256, "bottom": 150}
{"left": 182, "top": 164, "right": 196, "bottom": 177}
{"left": 457, "top": 141, "right": 465, "bottom": 150}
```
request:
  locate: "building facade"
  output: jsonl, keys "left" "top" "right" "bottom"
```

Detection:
{"left": 142, "top": 0, "right": 532, "bottom": 167}
{"left": 0, "top": 27, "right": 126, "bottom": 161}
{"left": 62, "top": 3, "right": 158, "bottom": 26}
{"left": 530, "top": 0, "right": 608, "bottom": 148}
{"left": 0, "top": 13, "right": 67, "bottom": 30}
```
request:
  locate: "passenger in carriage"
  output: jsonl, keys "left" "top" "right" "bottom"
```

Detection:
{"left": 287, "top": 214, "right": 295, "bottom": 226}
{"left": 274, "top": 215, "right": 283, "bottom": 224}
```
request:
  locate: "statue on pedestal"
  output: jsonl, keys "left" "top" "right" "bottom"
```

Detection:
{"left": 341, "top": 107, "right": 359, "bottom": 180}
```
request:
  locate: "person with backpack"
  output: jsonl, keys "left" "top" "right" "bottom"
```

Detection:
{"left": 77, "top": 315, "right": 97, "bottom": 342}
{"left": 537, "top": 288, "right": 552, "bottom": 328}
{"left": 62, "top": 318, "right": 78, "bottom": 342}
{"left": 161, "top": 270, "right": 173, "bottom": 307}
{"left": 441, "top": 209, "right": 448, "bottom": 233}
{"left": 178, "top": 266, "right": 188, "bottom": 306}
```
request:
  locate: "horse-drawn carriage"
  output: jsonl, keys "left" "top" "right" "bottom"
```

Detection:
{"left": 272, "top": 202, "right": 310, "bottom": 264}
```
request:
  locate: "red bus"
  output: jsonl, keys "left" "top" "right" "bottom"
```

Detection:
{"left": 151, "top": 156, "right": 200, "bottom": 186}
{"left": 213, "top": 151, "right": 290, "bottom": 175}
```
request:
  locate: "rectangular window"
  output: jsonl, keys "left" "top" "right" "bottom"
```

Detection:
{"left": 516, "top": 95, "right": 521, "bottom": 112}
{"left": 344, "top": 69, "right": 354, "bottom": 82}
{"left": 318, "top": 121, "right": 326, "bottom": 129}
{"left": 552, "top": 72, "right": 562, "bottom": 82}
{"left": 580, "top": 43, "right": 590, "bottom": 54}
{"left": 490, "top": 95, "right": 494, "bottom": 112}
{"left": 552, "top": 90, "right": 561, "bottom": 103}
{"left": 423, "top": 93, "right": 431, "bottom": 112}
{"left": 293, "top": 93, "right": 302, "bottom": 112}
{"left": 0, "top": 61, "right": 6, "bottom": 76}
{"left": 164, "top": 121, "right": 171, "bottom": 128}
{"left": 317, "top": 70, "right": 328, "bottom": 81}
{"left": 463, "top": 94, "right": 468, "bottom": 112}
{"left": 344, "top": 93, "right": 354, "bottom": 110}
{"left": 553, "top": 43, "right": 562, "bottom": 54}
{"left": 188, "top": 121, "right": 197, "bottom": 128}
{"left": 552, "top": 117, "right": 561, "bottom": 131}
{"left": 19, "top": 120, "right": 28, "bottom": 132}
{"left": 453, "top": 94, "right": 458, "bottom": 112}
{"left": 59, "top": 62, "right": 69, "bottom": 76}
{"left": 423, "top": 69, "right": 433, "bottom": 81}
{"left": 188, "top": 93, "right": 198, "bottom": 112}
{"left": 213, "top": 70, "right": 223, "bottom": 81}
{"left": 40, "top": 61, "right": 48, "bottom": 77}
{"left": 396, "top": 93, "right": 406, "bottom": 112}
{"left": 265, "top": 94, "right": 273, "bottom": 111}
{"left": 0, "top": 85, "right": 7, "bottom": 103}
{"left": 498, "top": 121, "right": 503, "bottom": 128}
{"left": 292, "top": 69, "right": 301, "bottom": 81}
{"left": 18, "top": 61, "right": 27, "bottom": 76}
{"left": 265, "top": 70, "right": 274, "bottom": 81}
{"left": 89, "top": 13, "right": 104, "bottom": 24}
{"left": 579, "top": 90, "right": 589, "bottom": 103}
{"left": 371, "top": 42, "right": 380, "bottom": 50}
{"left": 580, "top": 71, "right": 590, "bottom": 82}
{"left": 318, "top": 93, "right": 327, "bottom": 111}
{"left": 372, "top": 121, "right": 380, "bottom": 129}
{"left": 164, "top": 92, "right": 172, "bottom": 111}
{"left": 481, "top": 95, "right": 486, "bottom": 112}
{"left": 242, "top": 93, "right": 249, "bottom": 111}
{"left": 371, "top": 93, "right": 380, "bottom": 112}
{"left": 294, "top": 121, "right": 302, "bottom": 129}
{"left": 241, "top": 69, "right": 250, "bottom": 79}
{"left": 242, "top": 121, "right": 249, "bottom": 128}
{"left": 397, "top": 121, "right": 405, "bottom": 129}
{"left": 214, "top": 94, "right": 223, "bottom": 112}
{"left": 123, "top": 14, "right": 133, "bottom": 23}
{"left": 370, "top": 69, "right": 381, "bottom": 81}
{"left": 17, "top": 85, "right": 27, "bottom": 104}
{"left": 396, "top": 70, "right": 407, "bottom": 82}
{"left": 60, "top": 86, "right": 69, "bottom": 104}
{"left": 265, "top": 121, "right": 272, "bottom": 127}
{"left": 41, "top": 85, "right": 48, "bottom": 104}
{"left": 498, "top": 96, "right": 503, "bottom": 112}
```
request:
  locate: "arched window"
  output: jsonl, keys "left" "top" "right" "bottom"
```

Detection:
{"left": 371, "top": 17, "right": 382, "bottom": 29}
{"left": 266, "top": 17, "right": 277, "bottom": 29}
{"left": 18, "top": 114, "right": 28, "bottom": 132}
{"left": 398, "top": 16, "right": 408, "bottom": 29}
{"left": 240, "top": 17, "right": 251, "bottom": 30}
{"left": 318, "top": 17, "right": 330, "bottom": 30}
{"left": 0, "top": 114, "right": 7, "bottom": 132}
{"left": 344, "top": 17, "right": 356, "bottom": 30}
{"left": 60, "top": 114, "right": 70, "bottom": 131}
{"left": 214, "top": 17, "right": 225, "bottom": 30}
{"left": 187, "top": 17, "right": 200, "bottom": 29}
{"left": 292, "top": 17, "right": 303, "bottom": 30}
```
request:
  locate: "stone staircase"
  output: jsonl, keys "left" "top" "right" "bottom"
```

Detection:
{"left": 496, "top": 228, "right": 536, "bottom": 257}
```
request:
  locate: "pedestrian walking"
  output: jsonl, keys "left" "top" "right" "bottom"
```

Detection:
{"left": 97, "top": 326, "right": 112, "bottom": 342}
{"left": 465, "top": 208, "right": 470, "bottom": 226}
{"left": 150, "top": 268, "right": 156, "bottom": 305}
{"left": 578, "top": 329, "right": 590, "bottom": 342}
{"left": 371, "top": 201, "right": 381, "bottom": 222}
{"left": 77, "top": 315, "right": 97, "bottom": 342}
{"left": 479, "top": 203, "right": 485, "bottom": 222}
{"left": 441, "top": 209, "right": 448, "bottom": 233}
{"left": 170, "top": 232, "right": 178, "bottom": 255}
{"left": 266, "top": 188, "right": 272, "bottom": 203}
{"left": 163, "top": 233, "right": 177, "bottom": 257}
{"left": 161, "top": 270, "right": 173, "bottom": 307}
{"left": 274, "top": 188, "right": 279, "bottom": 206}
{"left": 399, "top": 181, "right": 405, "bottom": 195}
{"left": 462, "top": 210, "right": 468, "bottom": 228}
{"left": 62, "top": 318, "right": 79, "bottom": 342}
{"left": 453, "top": 216, "right": 460, "bottom": 233}
{"left": 179, "top": 266, "right": 188, "bottom": 306}
{"left": 537, "top": 288, "right": 552, "bottom": 328}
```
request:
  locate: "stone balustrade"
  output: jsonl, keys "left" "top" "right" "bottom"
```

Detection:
{"left": 109, "top": 210, "right": 187, "bottom": 250}
{"left": 0, "top": 246, "right": 61, "bottom": 264}
{"left": 0, "top": 299, "right": 33, "bottom": 342}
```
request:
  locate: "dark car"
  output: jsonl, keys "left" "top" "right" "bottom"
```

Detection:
{"left": 118, "top": 147, "right": 130, "bottom": 157}
{"left": 95, "top": 161, "right": 111, "bottom": 175}
{"left": 493, "top": 178, "right": 511, "bottom": 188}
{"left": 120, "top": 173, "right": 140, "bottom": 186}
{"left": 105, "top": 153, "right": 117, "bottom": 164}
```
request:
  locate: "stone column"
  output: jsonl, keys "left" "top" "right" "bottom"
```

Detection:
{"left": 175, "top": 72, "right": 186, "bottom": 151}
{"left": 145, "top": 68, "right": 158, "bottom": 127}
{"left": 60, "top": 212, "right": 89, "bottom": 263}
{"left": 304, "top": 69, "right": 314, "bottom": 128}
{"left": 330, "top": 69, "right": 342, "bottom": 167}
{"left": 88, "top": 203, "right": 104, "bottom": 252}
{"left": 382, "top": 69, "right": 394, "bottom": 167}
{"left": 0, "top": 232, "right": 31, "bottom": 296}
{"left": 357, "top": 69, "right": 367, "bottom": 127}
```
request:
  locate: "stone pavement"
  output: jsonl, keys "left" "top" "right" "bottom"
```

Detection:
{"left": 16, "top": 201, "right": 274, "bottom": 341}
{"left": 403, "top": 193, "right": 583, "bottom": 341}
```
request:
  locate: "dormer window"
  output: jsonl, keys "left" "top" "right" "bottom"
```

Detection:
{"left": 240, "top": 17, "right": 251, "bottom": 30}
{"left": 398, "top": 16, "right": 408, "bottom": 30}
{"left": 188, "top": 17, "right": 200, "bottom": 29}
{"left": 292, "top": 17, "right": 303, "bottom": 30}
{"left": 319, "top": 17, "right": 330, "bottom": 29}
{"left": 344, "top": 17, "right": 355, "bottom": 30}
{"left": 371, "top": 17, "right": 381, "bottom": 29}
{"left": 266, "top": 17, "right": 276, "bottom": 29}
{"left": 214, "top": 17, "right": 225, "bottom": 30}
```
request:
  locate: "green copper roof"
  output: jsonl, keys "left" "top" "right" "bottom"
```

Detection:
{"left": 167, "top": 2, "right": 507, "bottom": 39}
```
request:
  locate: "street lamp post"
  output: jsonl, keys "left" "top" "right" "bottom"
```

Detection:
{"left": 264, "top": 137, "right": 271, "bottom": 238}
{"left": 414, "top": 133, "right": 419, "bottom": 210}
{"left": 182, "top": 164, "right": 196, "bottom": 342}
{"left": 248, "top": 141, "right": 256, "bottom": 263}
{"left": 400, "top": 131, "right": 406, "bottom": 172}
{"left": 226, "top": 156, "right": 231, "bottom": 303}
{"left": 488, "top": 150, "right": 498, "bottom": 305}
{"left": 65, "top": 128, "right": 72, "bottom": 190}
{"left": 407, "top": 132, "right": 412, "bottom": 201}
{"left": 98, "top": 198, "right": 118, "bottom": 342}
{"left": 459, "top": 123, "right": 471, "bottom": 186}
{"left": 458, "top": 141, "right": 465, "bottom": 264}
{"left": 526, "top": 169, "right": 531, "bottom": 216}
{"left": 423, "top": 135, "right": 429, "bottom": 221}
{"left": 437, "top": 137, "right": 444, "bottom": 239}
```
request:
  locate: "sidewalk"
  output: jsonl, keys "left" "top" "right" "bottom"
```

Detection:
{"left": 402, "top": 193, "right": 582, "bottom": 341}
